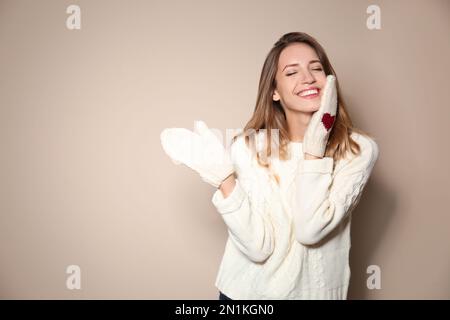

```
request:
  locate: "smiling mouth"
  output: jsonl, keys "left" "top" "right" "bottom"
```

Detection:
{"left": 298, "top": 88, "right": 320, "bottom": 99}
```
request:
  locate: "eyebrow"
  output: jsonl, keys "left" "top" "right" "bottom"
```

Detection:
{"left": 282, "top": 60, "right": 322, "bottom": 71}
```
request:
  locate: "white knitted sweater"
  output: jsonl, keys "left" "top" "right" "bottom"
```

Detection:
{"left": 211, "top": 131, "right": 379, "bottom": 300}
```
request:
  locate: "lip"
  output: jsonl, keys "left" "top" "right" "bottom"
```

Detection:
{"left": 298, "top": 87, "right": 320, "bottom": 99}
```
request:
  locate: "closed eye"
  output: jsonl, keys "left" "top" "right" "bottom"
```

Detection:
{"left": 286, "top": 68, "right": 323, "bottom": 76}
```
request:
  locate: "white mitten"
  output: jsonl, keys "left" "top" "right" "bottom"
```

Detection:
{"left": 303, "top": 75, "right": 338, "bottom": 158}
{"left": 160, "top": 120, "right": 235, "bottom": 188}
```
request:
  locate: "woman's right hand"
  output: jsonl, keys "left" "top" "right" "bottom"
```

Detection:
{"left": 160, "top": 120, "right": 235, "bottom": 188}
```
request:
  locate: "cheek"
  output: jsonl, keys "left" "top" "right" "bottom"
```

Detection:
{"left": 318, "top": 79, "right": 327, "bottom": 94}
{"left": 318, "top": 74, "right": 327, "bottom": 85}
{"left": 278, "top": 80, "right": 294, "bottom": 95}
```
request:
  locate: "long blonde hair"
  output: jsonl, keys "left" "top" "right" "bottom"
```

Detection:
{"left": 232, "top": 32, "right": 374, "bottom": 184}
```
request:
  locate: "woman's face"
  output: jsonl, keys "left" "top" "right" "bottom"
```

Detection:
{"left": 273, "top": 43, "right": 327, "bottom": 113}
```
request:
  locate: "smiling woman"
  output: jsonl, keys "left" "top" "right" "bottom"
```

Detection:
{"left": 241, "top": 32, "right": 368, "bottom": 163}
{"left": 160, "top": 31, "right": 379, "bottom": 300}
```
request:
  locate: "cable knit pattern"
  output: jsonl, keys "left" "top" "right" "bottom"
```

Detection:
{"left": 211, "top": 131, "right": 379, "bottom": 300}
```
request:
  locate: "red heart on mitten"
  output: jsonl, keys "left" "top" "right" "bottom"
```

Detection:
{"left": 322, "top": 113, "right": 335, "bottom": 131}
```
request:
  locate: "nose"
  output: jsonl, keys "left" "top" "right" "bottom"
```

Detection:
{"left": 300, "top": 70, "right": 316, "bottom": 84}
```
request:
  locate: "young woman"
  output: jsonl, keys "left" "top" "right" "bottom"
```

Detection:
{"left": 160, "top": 32, "right": 379, "bottom": 300}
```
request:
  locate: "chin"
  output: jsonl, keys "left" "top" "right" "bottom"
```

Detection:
{"left": 286, "top": 102, "right": 320, "bottom": 113}
{"left": 304, "top": 103, "right": 320, "bottom": 112}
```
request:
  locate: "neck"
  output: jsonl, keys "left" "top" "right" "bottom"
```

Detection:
{"left": 285, "top": 109, "right": 313, "bottom": 142}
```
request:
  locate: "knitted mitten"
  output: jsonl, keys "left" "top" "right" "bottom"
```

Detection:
{"left": 160, "top": 120, "right": 234, "bottom": 188}
{"left": 303, "top": 75, "right": 338, "bottom": 158}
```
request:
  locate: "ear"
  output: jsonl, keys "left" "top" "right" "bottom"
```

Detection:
{"left": 272, "top": 89, "right": 280, "bottom": 102}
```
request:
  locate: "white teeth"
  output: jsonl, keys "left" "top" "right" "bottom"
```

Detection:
{"left": 299, "top": 89, "right": 318, "bottom": 97}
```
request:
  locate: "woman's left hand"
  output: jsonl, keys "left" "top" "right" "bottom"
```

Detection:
{"left": 303, "top": 75, "right": 338, "bottom": 158}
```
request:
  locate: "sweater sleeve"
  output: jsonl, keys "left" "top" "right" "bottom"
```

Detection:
{"left": 211, "top": 178, "right": 275, "bottom": 263}
{"left": 211, "top": 135, "right": 275, "bottom": 263}
{"left": 293, "top": 136, "right": 379, "bottom": 245}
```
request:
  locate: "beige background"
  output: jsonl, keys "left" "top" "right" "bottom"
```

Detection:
{"left": 0, "top": 0, "right": 449, "bottom": 299}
